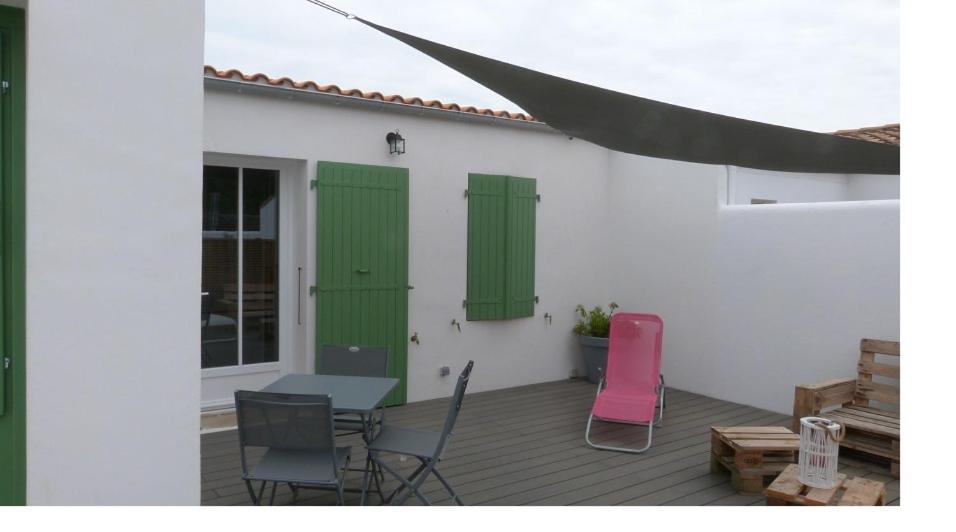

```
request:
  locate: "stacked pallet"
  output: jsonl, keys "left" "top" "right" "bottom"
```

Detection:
{"left": 710, "top": 426, "right": 800, "bottom": 494}
{"left": 765, "top": 464, "right": 886, "bottom": 506}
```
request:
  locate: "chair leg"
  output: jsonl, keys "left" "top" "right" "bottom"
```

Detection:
{"left": 371, "top": 460, "right": 385, "bottom": 504}
{"left": 432, "top": 468, "right": 464, "bottom": 506}
{"left": 654, "top": 387, "right": 666, "bottom": 427}
{"left": 393, "top": 481, "right": 430, "bottom": 506}
{"left": 376, "top": 459, "right": 386, "bottom": 484}
{"left": 376, "top": 458, "right": 431, "bottom": 506}
{"left": 289, "top": 483, "right": 298, "bottom": 504}
{"left": 584, "top": 414, "right": 599, "bottom": 449}
{"left": 585, "top": 414, "right": 655, "bottom": 454}
{"left": 341, "top": 453, "right": 352, "bottom": 506}
{"left": 381, "top": 460, "right": 427, "bottom": 505}
{"left": 393, "top": 459, "right": 434, "bottom": 506}
{"left": 365, "top": 451, "right": 385, "bottom": 504}
{"left": 268, "top": 482, "right": 277, "bottom": 506}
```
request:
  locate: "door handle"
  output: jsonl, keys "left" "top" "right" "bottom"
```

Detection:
{"left": 355, "top": 268, "right": 370, "bottom": 274}
{"left": 297, "top": 267, "right": 303, "bottom": 325}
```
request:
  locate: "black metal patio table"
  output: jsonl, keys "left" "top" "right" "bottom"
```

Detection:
{"left": 261, "top": 373, "right": 398, "bottom": 505}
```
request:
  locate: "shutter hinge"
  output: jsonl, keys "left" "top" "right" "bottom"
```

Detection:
{"left": 536, "top": 194, "right": 541, "bottom": 202}
{"left": 3, "top": 357, "right": 10, "bottom": 370}
{"left": 309, "top": 286, "right": 317, "bottom": 296}
{"left": 310, "top": 179, "right": 318, "bottom": 190}
{"left": 1, "top": 80, "right": 9, "bottom": 95}
{"left": 535, "top": 296, "right": 540, "bottom": 304}
{"left": 462, "top": 299, "right": 467, "bottom": 308}
{"left": 463, "top": 189, "right": 469, "bottom": 198}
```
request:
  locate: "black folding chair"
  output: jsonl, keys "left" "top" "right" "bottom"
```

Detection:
{"left": 234, "top": 390, "right": 351, "bottom": 505}
{"left": 317, "top": 344, "right": 393, "bottom": 503}
{"left": 318, "top": 345, "right": 390, "bottom": 437}
{"left": 367, "top": 361, "right": 474, "bottom": 505}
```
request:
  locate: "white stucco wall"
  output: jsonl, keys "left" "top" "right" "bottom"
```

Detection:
{"left": 730, "top": 167, "right": 850, "bottom": 204}
{"left": 729, "top": 166, "right": 899, "bottom": 205}
{"left": 607, "top": 154, "right": 724, "bottom": 403}
{"left": 203, "top": 85, "right": 899, "bottom": 416}
{"left": 715, "top": 200, "right": 899, "bottom": 413}
{"left": 608, "top": 152, "right": 899, "bottom": 414}
{"left": 847, "top": 173, "right": 901, "bottom": 201}
{"left": 25, "top": 1, "right": 204, "bottom": 504}
{"left": 203, "top": 87, "right": 612, "bottom": 405}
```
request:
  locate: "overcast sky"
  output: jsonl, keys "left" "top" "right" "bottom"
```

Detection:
{"left": 205, "top": 0, "right": 899, "bottom": 132}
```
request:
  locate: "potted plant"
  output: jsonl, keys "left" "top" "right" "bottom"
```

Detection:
{"left": 573, "top": 303, "right": 618, "bottom": 384}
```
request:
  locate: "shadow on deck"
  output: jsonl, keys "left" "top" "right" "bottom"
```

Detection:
{"left": 201, "top": 379, "right": 899, "bottom": 506}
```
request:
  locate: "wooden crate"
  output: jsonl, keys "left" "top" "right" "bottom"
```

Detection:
{"left": 710, "top": 426, "right": 800, "bottom": 494}
{"left": 765, "top": 464, "right": 886, "bottom": 506}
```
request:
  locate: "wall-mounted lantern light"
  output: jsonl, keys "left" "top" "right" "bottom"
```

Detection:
{"left": 386, "top": 131, "right": 406, "bottom": 155}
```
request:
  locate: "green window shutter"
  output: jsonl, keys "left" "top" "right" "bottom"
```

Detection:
{"left": 466, "top": 174, "right": 508, "bottom": 320}
{"left": 505, "top": 176, "right": 537, "bottom": 319}
{"left": 466, "top": 174, "right": 536, "bottom": 321}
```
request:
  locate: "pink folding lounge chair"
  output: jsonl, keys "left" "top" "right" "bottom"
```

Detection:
{"left": 585, "top": 312, "right": 665, "bottom": 453}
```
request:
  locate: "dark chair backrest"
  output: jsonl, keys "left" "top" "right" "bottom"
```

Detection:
{"left": 318, "top": 345, "right": 389, "bottom": 378}
{"left": 434, "top": 361, "right": 475, "bottom": 460}
{"left": 234, "top": 390, "right": 337, "bottom": 477}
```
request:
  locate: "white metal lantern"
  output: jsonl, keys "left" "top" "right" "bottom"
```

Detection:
{"left": 798, "top": 416, "right": 844, "bottom": 489}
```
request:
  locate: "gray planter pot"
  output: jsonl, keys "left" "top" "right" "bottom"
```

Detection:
{"left": 576, "top": 335, "right": 609, "bottom": 384}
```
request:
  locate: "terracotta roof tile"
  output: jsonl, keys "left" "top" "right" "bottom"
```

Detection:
{"left": 832, "top": 123, "right": 900, "bottom": 146}
{"left": 204, "top": 65, "right": 538, "bottom": 122}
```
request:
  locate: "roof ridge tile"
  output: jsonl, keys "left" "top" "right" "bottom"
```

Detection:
{"left": 831, "top": 123, "right": 900, "bottom": 146}
{"left": 203, "top": 64, "right": 538, "bottom": 122}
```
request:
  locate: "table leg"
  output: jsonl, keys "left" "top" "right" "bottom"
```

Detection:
{"left": 360, "top": 413, "right": 371, "bottom": 506}
{"left": 359, "top": 410, "right": 388, "bottom": 505}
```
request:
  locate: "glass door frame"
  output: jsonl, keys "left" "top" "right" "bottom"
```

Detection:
{"left": 201, "top": 154, "right": 299, "bottom": 379}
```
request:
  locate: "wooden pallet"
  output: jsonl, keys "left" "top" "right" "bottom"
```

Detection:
{"left": 710, "top": 426, "right": 800, "bottom": 494}
{"left": 765, "top": 464, "right": 886, "bottom": 506}
{"left": 826, "top": 405, "right": 899, "bottom": 477}
{"left": 793, "top": 339, "right": 900, "bottom": 477}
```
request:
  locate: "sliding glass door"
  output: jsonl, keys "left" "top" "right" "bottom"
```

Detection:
{"left": 201, "top": 165, "right": 279, "bottom": 369}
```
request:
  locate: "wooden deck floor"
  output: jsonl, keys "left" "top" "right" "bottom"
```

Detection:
{"left": 201, "top": 379, "right": 899, "bottom": 506}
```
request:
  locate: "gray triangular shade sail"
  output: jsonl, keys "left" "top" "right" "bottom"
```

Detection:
{"left": 358, "top": 18, "right": 899, "bottom": 175}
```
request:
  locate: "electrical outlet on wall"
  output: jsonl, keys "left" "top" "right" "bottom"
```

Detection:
{"left": 440, "top": 366, "right": 451, "bottom": 377}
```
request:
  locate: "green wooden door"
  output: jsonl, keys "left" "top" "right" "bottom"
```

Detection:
{"left": 0, "top": 6, "right": 26, "bottom": 506}
{"left": 0, "top": 24, "right": 6, "bottom": 421}
{"left": 315, "top": 162, "right": 409, "bottom": 405}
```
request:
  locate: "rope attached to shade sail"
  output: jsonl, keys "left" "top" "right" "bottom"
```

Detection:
{"left": 304, "top": 0, "right": 354, "bottom": 19}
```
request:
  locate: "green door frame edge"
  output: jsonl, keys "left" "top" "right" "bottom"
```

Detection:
{"left": 0, "top": 5, "right": 26, "bottom": 507}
